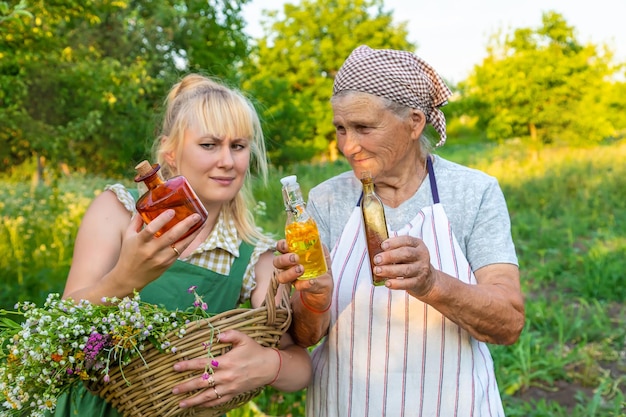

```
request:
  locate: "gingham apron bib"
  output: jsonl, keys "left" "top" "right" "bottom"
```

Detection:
{"left": 307, "top": 158, "right": 504, "bottom": 417}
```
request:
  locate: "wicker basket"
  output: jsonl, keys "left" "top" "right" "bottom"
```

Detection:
{"left": 88, "top": 274, "right": 292, "bottom": 417}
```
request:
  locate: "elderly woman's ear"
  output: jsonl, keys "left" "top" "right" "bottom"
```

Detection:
{"left": 410, "top": 109, "right": 427, "bottom": 139}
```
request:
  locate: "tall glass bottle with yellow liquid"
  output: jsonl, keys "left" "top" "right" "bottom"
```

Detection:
{"left": 360, "top": 171, "right": 389, "bottom": 286}
{"left": 134, "top": 160, "right": 208, "bottom": 241}
{"left": 280, "top": 175, "right": 328, "bottom": 280}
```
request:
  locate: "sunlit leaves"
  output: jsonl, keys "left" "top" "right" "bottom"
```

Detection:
{"left": 242, "top": 0, "right": 414, "bottom": 166}
{"left": 0, "top": 0, "right": 252, "bottom": 177}
{"left": 457, "top": 11, "right": 625, "bottom": 147}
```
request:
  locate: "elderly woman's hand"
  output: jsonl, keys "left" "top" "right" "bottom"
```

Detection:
{"left": 375, "top": 235, "right": 437, "bottom": 297}
{"left": 273, "top": 239, "right": 333, "bottom": 347}
{"left": 272, "top": 239, "right": 333, "bottom": 309}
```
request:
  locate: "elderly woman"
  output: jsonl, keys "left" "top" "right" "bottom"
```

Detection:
{"left": 275, "top": 45, "right": 525, "bottom": 416}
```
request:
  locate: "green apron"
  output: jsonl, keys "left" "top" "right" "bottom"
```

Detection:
{"left": 49, "top": 243, "right": 254, "bottom": 417}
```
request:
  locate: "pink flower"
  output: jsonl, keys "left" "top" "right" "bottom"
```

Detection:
{"left": 83, "top": 332, "right": 112, "bottom": 363}
{"left": 187, "top": 285, "right": 198, "bottom": 294}
{"left": 201, "top": 372, "right": 210, "bottom": 380}
{"left": 211, "top": 359, "right": 219, "bottom": 368}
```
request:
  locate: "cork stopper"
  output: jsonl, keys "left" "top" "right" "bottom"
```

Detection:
{"left": 135, "top": 160, "right": 153, "bottom": 176}
{"left": 134, "top": 160, "right": 160, "bottom": 182}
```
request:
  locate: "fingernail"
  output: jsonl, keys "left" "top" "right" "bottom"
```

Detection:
{"left": 296, "top": 265, "right": 303, "bottom": 274}
{"left": 374, "top": 255, "right": 382, "bottom": 265}
{"left": 289, "top": 254, "right": 296, "bottom": 263}
{"left": 179, "top": 402, "right": 187, "bottom": 408}
{"left": 374, "top": 266, "right": 382, "bottom": 274}
{"left": 381, "top": 241, "right": 389, "bottom": 250}
{"left": 172, "top": 388, "right": 179, "bottom": 395}
{"left": 173, "top": 364, "right": 181, "bottom": 371}
{"left": 191, "top": 213, "right": 201, "bottom": 222}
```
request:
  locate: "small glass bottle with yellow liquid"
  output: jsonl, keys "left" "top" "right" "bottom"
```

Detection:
{"left": 360, "top": 171, "right": 389, "bottom": 286}
{"left": 280, "top": 175, "right": 328, "bottom": 279}
{"left": 134, "top": 160, "right": 208, "bottom": 241}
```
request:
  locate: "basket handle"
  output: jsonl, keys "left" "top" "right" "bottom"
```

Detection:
{"left": 263, "top": 270, "right": 291, "bottom": 326}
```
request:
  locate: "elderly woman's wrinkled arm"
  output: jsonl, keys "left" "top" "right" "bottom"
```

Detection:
{"left": 379, "top": 235, "right": 524, "bottom": 345}
{"left": 409, "top": 263, "right": 525, "bottom": 345}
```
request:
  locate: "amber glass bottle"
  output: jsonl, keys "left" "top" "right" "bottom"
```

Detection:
{"left": 360, "top": 171, "right": 389, "bottom": 286}
{"left": 134, "top": 160, "right": 208, "bottom": 240}
{"left": 281, "top": 175, "right": 328, "bottom": 280}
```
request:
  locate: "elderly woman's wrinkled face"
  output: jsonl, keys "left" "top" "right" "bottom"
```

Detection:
{"left": 332, "top": 93, "right": 423, "bottom": 183}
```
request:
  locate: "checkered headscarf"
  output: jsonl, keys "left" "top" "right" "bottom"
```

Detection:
{"left": 333, "top": 45, "right": 453, "bottom": 147}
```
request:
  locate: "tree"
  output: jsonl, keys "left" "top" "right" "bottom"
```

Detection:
{"left": 0, "top": 0, "right": 252, "bottom": 178}
{"left": 456, "top": 11, "right": 625, "bottom": 148}
{"left": 241, "top": 0, "right": 414, "bottom": 166}
{"left": 0, "top": 0, "right": 31, "bottom": 23}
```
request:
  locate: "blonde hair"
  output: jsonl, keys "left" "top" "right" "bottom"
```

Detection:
{"left": 152, "top": 73, "right": 269, "bottom": 244}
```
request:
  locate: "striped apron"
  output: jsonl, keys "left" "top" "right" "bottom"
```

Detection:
{"left": 306, "top": 158, "right": 505, "bottom": 417}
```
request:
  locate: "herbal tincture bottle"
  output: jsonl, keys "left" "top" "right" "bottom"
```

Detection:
{"left": 280, "top": 175, "right": 328, "bottom": 279}
{"left": 360, "top": 171, "right": 389, "bottom": 286}
{"left": 134, "top": 160, "right": 208, "bottom": 240}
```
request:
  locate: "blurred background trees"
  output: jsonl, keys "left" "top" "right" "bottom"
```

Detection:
{"left": 1, "top": 0, "right": 625, "bottom": 179}
{"left": 1, "top": 0, "right": 251, "bottom": 178}
{"left": 241, "top": 0, "right": 413, "bottom": 166}
{"left": 456, "top": 11, "right": 625, "bottom": 150}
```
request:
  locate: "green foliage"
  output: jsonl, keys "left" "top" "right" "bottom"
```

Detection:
{"left": 0, "top": 175, "right": 117, "bottom": 307}
{"left": 475, "top": 140, "right": 626, "bottom": 415}
{"left": 0, "top": 0, "right": 31, "bottom": 23}
{"left": 0, "top": 0, "right": 252, "bottom": 178}
{"left": 456, "top": 11, "right": 626, "bottom": 148}
{"left": 242, "top": 0, "right": 414, "bottom": 166}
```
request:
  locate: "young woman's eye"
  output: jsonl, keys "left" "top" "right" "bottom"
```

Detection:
{"left": 200, "top": 143, "right": 215, "bottom": 150}
{"left": 232, "top": 143, "right": 247, "bottom": 151}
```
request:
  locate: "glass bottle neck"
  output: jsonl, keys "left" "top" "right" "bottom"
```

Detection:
{"left": 143, "top": 174, "right": 164, "bottom": 189}
{"left": 283, "top": 185, "right": 305, "bottom": 208}
{"left": 362, "top": 181, "right": 375, "bottom": 194}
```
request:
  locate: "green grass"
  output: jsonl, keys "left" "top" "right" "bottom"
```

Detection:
{"left": 2, "top": 139, "right": 625, "bottom": 415}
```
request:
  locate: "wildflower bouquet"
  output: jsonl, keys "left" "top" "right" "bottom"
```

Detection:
{"left": 0, "top": 275, "right": 291, "bottom": 417}
{"left": 0, "top": 291, "right": 209, "bottom": 417}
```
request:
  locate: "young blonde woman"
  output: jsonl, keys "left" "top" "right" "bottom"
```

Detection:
{"left": 50, "top": 74, "right": 311, "bottom": 416}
